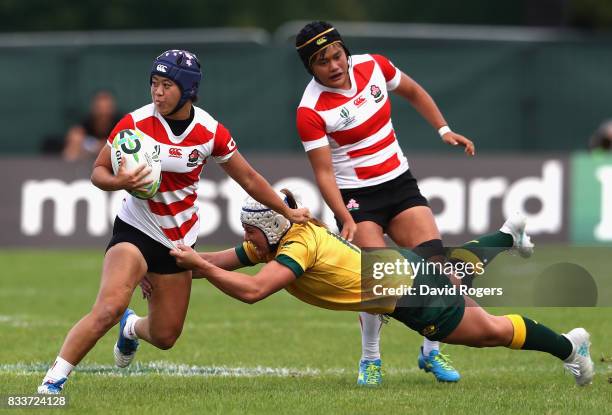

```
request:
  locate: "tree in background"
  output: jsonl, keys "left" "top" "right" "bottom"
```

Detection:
{"left": 1, "top": 0, "right": 610, "bottom": 32}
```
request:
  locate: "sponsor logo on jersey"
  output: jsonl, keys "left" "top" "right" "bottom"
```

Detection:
{"left": 421, "top": 324, "right": 438, "bottom": 337}
{"left": 168, "top": 147, "right": 183, "bottom": 158}
{"left": 339, "top": 107, "right": 356, "bottom": 127}
{"left": 370, "top": 84, "right": 384, "bottom": 103}
{"left": 316, "top": 36, "right": 327, "bottom": 46}
{"left": 156, "top": 64, "right": 168, "bottom": 73}
{"left": 353, "top": 96, "right": 366, "bottom": 107}
{"left": 187, "top": 149, "right": 200, "bottom": 167}
{"left": 227, "top": 138, "right": 236, "bottom": 152}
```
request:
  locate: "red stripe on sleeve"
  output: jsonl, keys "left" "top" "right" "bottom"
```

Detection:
{"left": 296, "top": 107, "right": 326, "bottom": 141}
{"left": 147, "top": 193, "right": 197, "bottom": 217}
{"left": 371, "top": 54, "right": 398, "bottom": 82}
{"left": 162, "top": 212, "right": 199, "bottom": 241}
{"left": 346, "top": 130, "right": 396, "bottom": 159}
{"left": 212, "top": 122, "right": 236, "bottom": 157}
{"left": 354, "top": 153, "right": 400, "bottom": 180}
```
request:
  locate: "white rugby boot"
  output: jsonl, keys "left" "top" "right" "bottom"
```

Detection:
{"left": 500, "top": 213, "right": 534, "bottom": 258}
{"left": 562, "top": 328, "right": 594, "bottom": 386}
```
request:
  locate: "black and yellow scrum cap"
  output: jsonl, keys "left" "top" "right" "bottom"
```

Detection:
{"left": 296, "top": 25, "right": 344, "bottom": 70}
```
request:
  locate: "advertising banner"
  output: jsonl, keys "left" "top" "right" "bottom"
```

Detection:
{"left": 1, "top": 154, "right": 578, "bottom": 248}
{"left": 571, "top": 153, "right": 612, "bottom": 244}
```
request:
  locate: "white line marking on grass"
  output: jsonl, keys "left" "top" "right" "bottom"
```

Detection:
{"left": 0, "top": 362, "right": 561, "bottom": 378}
{"left": 0, "top": 288, "right": 41, "bottom": 297}
{"left": 0, "top": 315, "right": 30, "bottom": 327}
{"left": 0, "top": 314, "right": 69, "bottom": 328}
{"left": 0, "top": 362, "right": 336, "bottom": 377}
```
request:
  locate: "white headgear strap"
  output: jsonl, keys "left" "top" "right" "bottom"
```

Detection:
{"left": 240, "top": 194, "right": 291, "bottom": 246}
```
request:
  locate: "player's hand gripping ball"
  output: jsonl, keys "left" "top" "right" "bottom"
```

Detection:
{"left": 110, "top": 129, "right": 162, "bottom": 199}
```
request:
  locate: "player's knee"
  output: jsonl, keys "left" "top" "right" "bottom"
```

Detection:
{"left": 479, "top": 319, "right": 511, "bottom": 347}
{"left": 150, "top": 330, "right": 182, "bottom": 350}
{"left": 151, "top": 336, "right": 178, "bottom": 350}
{"left": 90, "top": 303, "right": 124, "bottom": 335}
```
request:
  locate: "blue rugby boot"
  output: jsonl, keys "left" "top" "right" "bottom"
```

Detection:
{"left": 114, "top": 308, "right": 139, "bottom": 368}
{"left": 37, "top": 377, "right": 67, "bottom": 394}
{"left": 418, "top": 347, "right": 460, "bottom": 382}
{"left": 357, "top": 358, "right": 382, "bottom": 386}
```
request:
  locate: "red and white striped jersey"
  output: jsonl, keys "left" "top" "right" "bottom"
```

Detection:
{"left": 296, "top": 54, "right": 408, "bottom": 189}
{"left": 107, "top": 103, "right": 237, "bottom": 249}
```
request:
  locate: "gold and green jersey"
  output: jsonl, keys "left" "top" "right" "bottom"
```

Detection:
{"left": 235, "top": 222, "right": 414, "bottom": 314}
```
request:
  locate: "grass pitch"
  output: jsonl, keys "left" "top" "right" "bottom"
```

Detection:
{"left": 0, "top": 248, "right": 611, "bottom": 414}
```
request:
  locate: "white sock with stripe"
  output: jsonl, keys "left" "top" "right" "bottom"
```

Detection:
{"left": 42, "top": 356, "right": 74, "bottom": 383}
{"left": 123, "top": 313, "right": 141, "bottom": 340}
{"left": 422, "top": 338, "right": 439, "bottom": 356}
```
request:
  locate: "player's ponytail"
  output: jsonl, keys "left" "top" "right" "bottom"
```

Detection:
{"left": 280, "top": 188, "right": 329, "bottom": 230}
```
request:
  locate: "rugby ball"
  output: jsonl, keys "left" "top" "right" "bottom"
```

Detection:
{"left": 110, "top": 129, "right": 162, "bottom": 199}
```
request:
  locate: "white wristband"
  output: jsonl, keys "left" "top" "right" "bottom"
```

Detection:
{"left": 438, "top": 126, "right": 451, "bottom": 137}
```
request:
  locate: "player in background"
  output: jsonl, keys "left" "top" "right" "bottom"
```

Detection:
{"left": 294, "top": 21, "right": 476, "bottom": 384}
{"left": 37, "top": 49, "right": 310, "bottom": 394}
{"left": 166, "top": 190, "right": 594, "bottom": 388}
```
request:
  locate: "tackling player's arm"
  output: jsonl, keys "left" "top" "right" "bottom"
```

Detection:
{"left": 392, "top": 72, "right": 475, "bottom": 156}
{"left": 219, "top": 152, "right": 310, "bottom": 224}
{"left": 192, "top": 248, "right": 243, "bottom": 278}
{"left": 171, "top": 244, "right": 296, "bottom": 303}
{"left": 306, "top": 147, "right": 357, "bottom": 241}
{"left": 91, "top": 145, "right": 152, "bottom": 192}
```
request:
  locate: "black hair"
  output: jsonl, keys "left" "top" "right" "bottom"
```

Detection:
{"left": 280, "top": 188, "right": 328, "bottom": 230}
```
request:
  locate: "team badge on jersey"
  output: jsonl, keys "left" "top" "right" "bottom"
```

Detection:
{"left": 370, "top": 85, "right": 384, "bottom": 103}
{"left": 187, "top": 149, "right": 200, "bottom": 167}
{"left": 346, "top": 198, "right": 360, "bottom": 211}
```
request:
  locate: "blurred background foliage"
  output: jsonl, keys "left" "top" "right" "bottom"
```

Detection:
{"left": 2, "top": 0, "right": 611, "bottom": 155}
{"left": 1, "top": 0, "right": 611, "bottom": 32}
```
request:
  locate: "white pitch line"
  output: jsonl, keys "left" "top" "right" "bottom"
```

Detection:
{"left": 0, "top": 315, "right": 30, "bottom": 328}
{"left": 0, "top": 362, "right": 333, "bottom": 377}
{"left": 0, "top": 361, "right": 562, "bottom": 378}
{"left": 0, "top": 314, "right": 70, "bottom": 328}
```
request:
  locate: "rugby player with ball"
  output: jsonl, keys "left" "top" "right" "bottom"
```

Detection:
{"left": 37, "top": 49, "right": 310, "bottom": 394}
